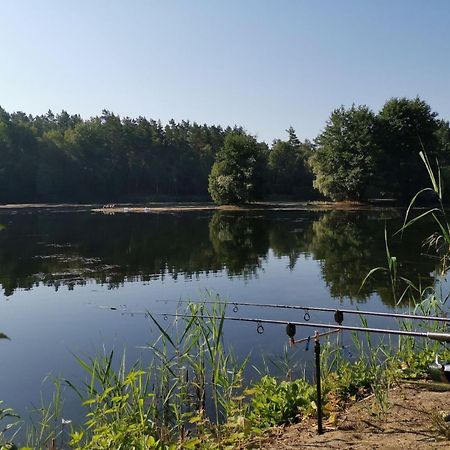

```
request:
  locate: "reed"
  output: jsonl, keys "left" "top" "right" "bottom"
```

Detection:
{"left": 61, "top": 298, "right": 250, "bottom": 449}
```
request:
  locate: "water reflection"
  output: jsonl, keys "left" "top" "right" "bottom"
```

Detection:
{"left": 209, "top": 212, "right": 269, "bottom": 276}
{"left": 0, "top": 208, "right": 438, "bottom": 305}
{"left": 305, "top": 211, "right": 436, "bottom": 303}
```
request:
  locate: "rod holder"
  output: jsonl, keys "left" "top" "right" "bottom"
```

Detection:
{"left": 293, "top": 328, "right": 340, "bottom": 345}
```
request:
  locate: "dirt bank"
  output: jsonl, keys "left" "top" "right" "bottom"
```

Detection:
{"left": 264, "top": 382, "right": 450, "bottom": 449}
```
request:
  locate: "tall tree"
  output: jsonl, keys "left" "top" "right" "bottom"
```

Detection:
{"left": 286, "top": 126, "right": 301, "bottom": 147}
{"left": 268, "top": 128, "right": 315, "bottom": 198}
{"left": 208, "top": 133, "right": 267, "bottom": 205}
{"left": 309, "top": 105, "right": 379, "bottom": 201}
{"left": 377, "top": 97, "right": 440, "bottom": 199}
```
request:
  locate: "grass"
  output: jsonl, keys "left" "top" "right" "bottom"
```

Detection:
{"left": 430, "top": 410, "right": 450, "bottom": 440}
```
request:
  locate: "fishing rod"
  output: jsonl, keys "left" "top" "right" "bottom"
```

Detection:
{"left": 159, "top": 313, "right": 450, "bottom": 342}
{"left": 155, "top": 299, "right": 450, "bottom": 324}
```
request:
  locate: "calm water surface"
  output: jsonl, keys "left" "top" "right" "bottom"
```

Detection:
{"left": 0, "top": 206, "right": 444, "bottom": 424}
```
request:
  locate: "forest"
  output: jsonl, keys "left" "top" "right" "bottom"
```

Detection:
{"left": 0, "top": 96, "right": 449, "bottom": 204}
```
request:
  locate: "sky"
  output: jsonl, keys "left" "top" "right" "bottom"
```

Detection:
{"left": 0, "top": 0, "right": 449, "bottom": 143}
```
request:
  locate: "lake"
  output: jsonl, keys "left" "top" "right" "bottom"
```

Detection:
{"left": 0, "top": 205, "right": 444, "bottom": 425}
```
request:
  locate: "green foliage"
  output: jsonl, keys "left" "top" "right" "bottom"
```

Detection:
{"left": 246, "top": 375, "right": 316, "bottom": 428}
{"left": 326, "top": 359, "right": 374, "bottom": 400}
{"left": 268, "top": 128, "right": 315, "bottom": 198}
{"left": 66, "top": 300, "right": 249, "bottom": 448}
{"left": 308, "top": 97, "right": 450, "bottom": 201}
{"left": 377, "top": 97, "right": 442, "bottom": 199}
{"left": 309, "top": 105, "right": 380, "bottom": 201}
{"left": 430, "top": 410, "right": 450, "bottom": 441}
{"left": 401, "top": 150, "right": 450, "bottom": 276}
{"left": 6, "top": 143, "right": 450, "bottom": 447}
{"left": 1, "top": 98, "right": 449, "bottom": 203}
{"left": 0, "top": 107, "right": 241, "bottom": 202}
{"left": 208, "top": 133, "right": 268, "bottom": 204}
{"left": 268, "top": 140, "right": 298, "bottom": 192}
{"left": 392, "top": 346, "right": 436, "bottom": 380}
{"left": 69, "top": 369, "right": 165, "bottom": 449}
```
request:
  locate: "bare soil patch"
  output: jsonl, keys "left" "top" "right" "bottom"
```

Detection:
{"left": 264, "top": 382, "right": 450, "bottom": 449}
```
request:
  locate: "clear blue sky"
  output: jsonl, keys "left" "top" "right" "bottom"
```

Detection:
{"left": 1, "top": 0, "right": 449, "bottom": 143}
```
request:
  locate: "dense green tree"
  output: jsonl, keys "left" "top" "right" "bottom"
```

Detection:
{"left": 377, "top": 97, "right": 441, "bottom": 199}
{"left": 0, "top": 107, "right": 40, "bottom": 202}
{"left": 268, "top": 140, "right": 299, "bottom": 194}
{"left": 436, "top": 120, "right": 450, "bottom": 198}
{"left": 436, "top": 119, "right": 450, "bottom": 157}
{"left": 309, "top": 105, "right": 380, "bottom": 201}
{"left": 208, "top": 133, "right": 268, "bottom": 205}
{"left": 268, "top": 128, "right": 315, "bottom": 198}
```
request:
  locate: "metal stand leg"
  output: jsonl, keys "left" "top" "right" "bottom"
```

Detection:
{"left": 315, "top": 333, "right": 323, "bottom": 435}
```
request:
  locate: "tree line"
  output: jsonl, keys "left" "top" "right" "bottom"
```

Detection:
{"left": 209, "top": 97, "right": 450, "bottom": 204}
{"left": 0, "top": 96, "right": 449, "bottom": 204}
{"left": 0, "top": 108, "right": 239, "bottom": 202}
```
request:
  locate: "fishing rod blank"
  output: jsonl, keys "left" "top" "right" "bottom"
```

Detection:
{"left": 160, "top": 313, "right": 450, "bottom": 342}
{"left": 155, "top": 299, "right": 450, "bottom": 324}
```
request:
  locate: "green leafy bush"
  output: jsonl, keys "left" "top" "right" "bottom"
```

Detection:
{"left": 326, "top": 360, "right": 375, "bottom": 400}
{"left": 246, "top": 376, "right": 316, "bottom": 428}
{"left": 69, "top": 369, "right": 167, "bottom": 450}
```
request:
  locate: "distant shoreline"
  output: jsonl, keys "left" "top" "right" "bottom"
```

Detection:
{"left": 0, "top": 200, "right": 417, "bottom": 213}
{"left": 91, "top": 200, "right": 408, "bottom": 214}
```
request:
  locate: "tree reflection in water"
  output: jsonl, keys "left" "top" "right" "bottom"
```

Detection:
{"left": 0, "top": 208, "right": 437, "bottom": 306}
{"left": 305, "top": 210, "right": 436, "bottom": 305}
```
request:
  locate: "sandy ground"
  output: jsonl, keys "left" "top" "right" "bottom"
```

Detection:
{"left": 264, "top": 382, "right": 450, "bottom": 449}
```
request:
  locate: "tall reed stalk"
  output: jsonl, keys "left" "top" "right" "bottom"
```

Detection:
{"left": 63, "top": 298, "right": 248, "bottom": 449}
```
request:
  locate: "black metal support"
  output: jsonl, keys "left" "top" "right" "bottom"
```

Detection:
{"left": 314, "top": 332, "right": 323, "bottom": 435}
